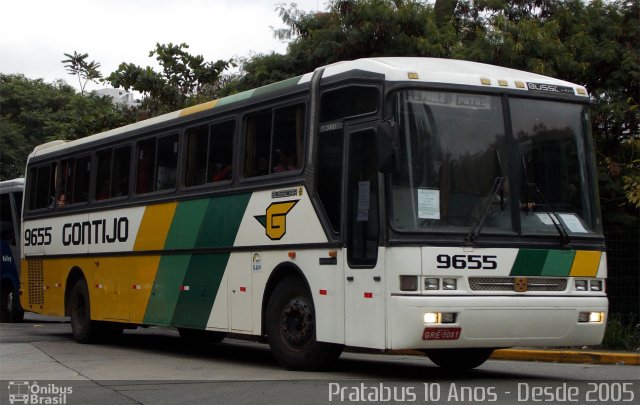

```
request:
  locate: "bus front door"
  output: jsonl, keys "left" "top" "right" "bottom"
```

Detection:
{"left": 344, "top": 125, "right": 386, "bottom": 349}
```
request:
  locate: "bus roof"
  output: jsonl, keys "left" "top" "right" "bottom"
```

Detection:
{"left": 0, "top": 178, "right": 24, "bottom": 192}
{"left": 28, "top": 57, "right": 588, "bottom": 161}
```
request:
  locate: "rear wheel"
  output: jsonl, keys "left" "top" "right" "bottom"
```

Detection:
{"left": 426, "top": 348, "right": 494, "bottom": 370}
{"left": 1, "top": 283, "right": 24, "bottom": 323}
{"left": 265, "top": 277, "right": 343, "bottom": 370}
{"left": 69, "top": 279, "right": 98, "bottom": 343}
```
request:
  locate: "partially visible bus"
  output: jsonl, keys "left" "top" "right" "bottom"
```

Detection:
{"left": 20, "top": 58, "right": 607, "bottom": 370}
{"left": 1, "top": 178, "right": 25, "bottom": 322}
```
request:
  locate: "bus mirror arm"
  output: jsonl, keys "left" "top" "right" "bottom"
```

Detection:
{"left": 376, "top": 120, "right": 400, "bottom": 173}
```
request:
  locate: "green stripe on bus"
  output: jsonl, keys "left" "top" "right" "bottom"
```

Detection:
{"left": 143, "top": 255, "right": 191, "bottom": 325}
{"left": 164, "top": 199, "right": 210, "bottom": 249}
{"left": 510, "top": 249, "right": 548, "bottom": 276}
{"left": 540, "top": 250, "right": 575, "bottom": 276}
{"left": 252, "top": 75, "right": 303, "bottom": 98}
{"left": 195, "top": 193, "right": 251, "bottom": 248}
{"left": 172, "top": 253, "right": 229, "bottom": 328}
{"left": 215, "top": 89, "right": 256, "bottom": 107}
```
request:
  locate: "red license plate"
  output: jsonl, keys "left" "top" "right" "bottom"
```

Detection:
{"left": 422, "top": 327, "right": 461, "bottom": 340}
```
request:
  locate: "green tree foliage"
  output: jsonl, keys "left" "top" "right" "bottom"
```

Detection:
{"left": 244, "top": 0, "right": 638, "bottom": 221}
{"left": 106, "top": 43, "right": 232, "bottom": 116}
{"left": 62, "top": 51, "right": 103, "bottom": 96}
{"left": 0, "top": 74, "right": 134, "bottom": 180}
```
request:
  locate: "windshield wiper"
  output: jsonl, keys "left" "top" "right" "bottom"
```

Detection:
{"left": 466, "top": 176, "right": 505, "bottom": 243}
{"left": 525, "top": 182, "right": 571, "bottom": 246}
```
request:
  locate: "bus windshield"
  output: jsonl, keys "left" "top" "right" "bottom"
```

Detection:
{"left": 389, "top": 89, "right": 600, "bottom": 237}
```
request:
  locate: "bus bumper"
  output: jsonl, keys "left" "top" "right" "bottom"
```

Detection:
{"left": 388, "top": 295, "right": 608, "bottom": 350}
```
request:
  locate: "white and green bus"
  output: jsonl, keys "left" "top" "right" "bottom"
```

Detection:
{"left": 21, "top": 58, "right": 607, "bottom": 370}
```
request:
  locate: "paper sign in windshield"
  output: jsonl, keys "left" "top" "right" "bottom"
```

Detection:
{"left": 418, "top": 188, "right": 440, "bottom": 220}
{"left": 559, "top": 213, "right": 588, "bottom": 233}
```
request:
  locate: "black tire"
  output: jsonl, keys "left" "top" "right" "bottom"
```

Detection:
{"left": 1, "top": 283, "right": 24, "bottom": 323}
{"left": 69, "top": 278, "right": 98, "bottom": 343}
{"left": 426, "top": 348, "right": 494, "bottom": 370}
{"left": 265, "top": 277, "right": 343, "bottom": 370}
{"left": 178, "top": 328, "right": 227, "bottom": 344}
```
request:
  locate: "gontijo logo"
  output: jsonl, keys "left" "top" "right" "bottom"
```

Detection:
{"left": 254, "top": 200, "right": 299, "bottom": 240}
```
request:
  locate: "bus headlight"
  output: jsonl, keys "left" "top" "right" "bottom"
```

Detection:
{"left": 575, "top": 280, "right": 588, "bottom": 291}
{"left": 424, "top": 278, "right": 440, "bottom": 290}
{"left": 442, "top": 278, "right": 457, "bottom": 290}
{"left": 589, "top": 280, "right": 603, "bottom": 292}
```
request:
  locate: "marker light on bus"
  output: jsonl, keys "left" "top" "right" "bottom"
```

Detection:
{"left": 399, "top": 276, "right": 418, "bottom": 291}
{"left": 579, "top": 312, "right": 604, "bottom": 323}
{"left": 424, "top": 312, "right": 457, "bottom": 324}
{"left": 424, "top": 278, "right": 440, "bottom": 290}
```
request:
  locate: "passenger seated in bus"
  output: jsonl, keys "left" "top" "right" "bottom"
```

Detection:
{"left": 56, "top": 193, "right": 66, "bottom": 208}
{"left": 273, "top": 150, "right": 297, "bottom": 173}
{"left": 256, "top": 156, "right": 269, "bottom": 176}
{"left": 212, "top": 163, "right": 232, "bottom": 182}
{"left": 96, "top": 181, "right": 110, "bottom": 200}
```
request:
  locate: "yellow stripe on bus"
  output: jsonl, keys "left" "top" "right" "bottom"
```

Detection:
{"left": 134, "top": 202, "right": 178, "bottom": 251}
{"left": 569, "top": 250, "right": 601, "bottom": 277}
{"left": 178, "top": 99, "right": 219, "bottom": 117}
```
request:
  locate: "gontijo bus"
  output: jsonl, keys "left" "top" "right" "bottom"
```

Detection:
{"left": 21, "top": 58, "right": 607, "bottom": 370}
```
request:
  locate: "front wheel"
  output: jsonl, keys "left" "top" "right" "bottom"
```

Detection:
{"left": 265, "top": 277, "right": 342, "bottom": 370}
{"left": 426, "top": 348, "right": 494, "bottom": 370}
{"left": 69, "top": 279, "right": 98, "bottom": 343}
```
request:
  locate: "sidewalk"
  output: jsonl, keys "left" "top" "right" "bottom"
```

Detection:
{"left": 491, "top": 348, "right": 640, "bottom": 365}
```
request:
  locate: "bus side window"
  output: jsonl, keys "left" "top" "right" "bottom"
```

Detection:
{"left": 136, "top": 138, "right": 156, "bottom": 194}
{"left": 112, "top": 146, "right": 130, "bottom": 197}
{"left": 72, "top": 156, "right": 91, "bottom": 204}
{"left": 27, "top": 163, "right": 56, "bottom": 210}
{"left": 272, "top": 104, "right": 304, "bottom": 173}
{"left": 0, "top": 193, "right": 15, "bottom": 245}
{"left": 57, "top": 158, "right": 75, "bottom": 207}
{"left": 244, "top": 111, "right": 272, "bottom": 177}
{"left": 156, "top": 134, "right": 178, "bottom": 191}
{"left": 185, "top": 125, "right": 209, "bottom": 187}
{"left": 95, "top": 149, "right": 113, "bottom": 200}
{"left": 209, "top": 120, "right": 235, "bottom": 182}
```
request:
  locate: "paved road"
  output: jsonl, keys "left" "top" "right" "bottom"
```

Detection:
{"left": 1, "top": 314, "right": 638, "bottom": 405}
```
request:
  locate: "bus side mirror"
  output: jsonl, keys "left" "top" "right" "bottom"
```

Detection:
{"left": 377, "top": 120, "right": 399, "bottom": 173}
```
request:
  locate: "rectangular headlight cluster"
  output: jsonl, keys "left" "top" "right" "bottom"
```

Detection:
{"left": 575, "top": 279, "right": 604, "bottom": 292}
{"left": 425, "top": 277, "right": 457, "bottom": 291}
{"left": 578, "top": 312, "right": 604, "bottom": 323}
{"left": 399, "top": 276, "right": 459, "bottom": 292}
{"left": 424, "top": 312, "right": 457, "bottom": 324}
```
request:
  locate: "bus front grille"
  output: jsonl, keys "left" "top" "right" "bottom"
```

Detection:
{"left": 468, "top": 277, "right": 567, "bottom": 292}
{"left": 28, "top": 260, "right": 44, "bottom": 305}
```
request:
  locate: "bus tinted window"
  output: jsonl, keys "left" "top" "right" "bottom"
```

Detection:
{"left": 244, "top": 104, "right": 304, "bottom": 178}
{"left": 0, "top": 193, "right": 14, "bottom": 244}
{"left": 96, "top": 146, "right": 130, "bottom": 200}
{"left": 185, "top": 120, "right": 234, "bottom": 187}
{"left": 185, "top": 125, "right": 209, "bottom": 187}
{"left": 136, "top": 134, "right": 178, "bottom": 194}
{"left": 72, "top": 156, "right": 91, "bottom": 204}
{"left": 28, "top": 163, "right": 56, "bottom": 210}
{"left": 320, "top": 86, "right": 379, "bottom": 122}
{"left": 244, "top": 111, "right": 272, "bottom": 177}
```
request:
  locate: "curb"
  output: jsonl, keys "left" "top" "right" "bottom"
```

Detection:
{"left": 490, "top": 348, "right": 640, "bottom": 365}
{"left": 389, "top": 349, "right": 639, "bottom": 365}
